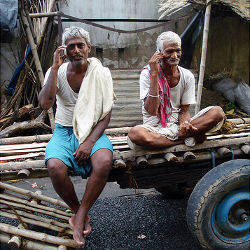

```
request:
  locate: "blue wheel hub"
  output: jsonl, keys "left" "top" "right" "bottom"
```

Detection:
{"left": 212, "top": 187, "right": 250, "bottom": 243}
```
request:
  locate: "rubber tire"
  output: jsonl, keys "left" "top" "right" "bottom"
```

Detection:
{"left": 186, "top": 159, "right": 250, "bottom": 249}
{"left": 155, "top": 184, "right": 187, "bottom": 199}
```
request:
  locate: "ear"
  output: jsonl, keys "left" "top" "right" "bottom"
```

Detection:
{"left": 87, "top": 44, "right": 91, "bottom": 53}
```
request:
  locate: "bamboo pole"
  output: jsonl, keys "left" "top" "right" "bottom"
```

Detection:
{"left": 0, "top": 233, "right": 58, "bottom": 250}
{"left": 20, "top": 7, "right": 55, "bottom": 130}
{"left": 0, "top": 193, "right": 73, "bottom": 217}
{"left": 0, "top": 142, "right": 47, "bottom": 151}
{"left": 195, "top": 0, "right": 212, "bottom": 114}
{"left": 0, "top": 208, "right": 71, "bottom": 229}
{"left": 0, "top": 152, "right": 45, "bottom": 162}
{"left": 0, "top": 160, "right": 45, "bottom": 171}
{"left": 1, "top": 211, "right": 73, "bottom": 235}
{"left": 0, "top": 134, "right": 52, "bottom": 145}
{"left": 0, "top": 223, "right": 80, "bottom": 248}
{"left": 0, "top": 199, "right": 70, "bottom": 221}
{"left": 0, "top": 182, "right": 69, "bottom": 209}
{"left": 0, "top": 148, "right": 46, "bottom": 156}
{"left": 29, "top": 12, "right": 60, "bottom": 18}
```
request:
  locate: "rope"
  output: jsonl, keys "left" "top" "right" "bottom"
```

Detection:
{"left": 125, "top": 167, "right": 139, "bottom": 194}
{"left": 60, "top": 12, "right": 191, "bottom": 34}
{"left": 211, "top": 152, "right": 216, "bottom": 168}
{"left": 231, "top": 149, "right": 235, "bottom": 160}
{"left": 6, "top": 204, "right": 28, "bottom": 229}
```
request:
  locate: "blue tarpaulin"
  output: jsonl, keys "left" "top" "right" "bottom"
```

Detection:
{"left": 0, "top": 0, "right": 18, "bottom": 32}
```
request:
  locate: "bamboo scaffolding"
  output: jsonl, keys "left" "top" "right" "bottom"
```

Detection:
{"left": 0, "top": 193, "right": 73, "bottom": 217}
{"left": 0, "top": 223, "right": 80, "bottom": 248}
{"left": 195, "top": 0, "right": 212, "bottom": 113}
{"left": 0, "top": 182, "right": 69, "bottom": 209}
{"left": 0, "top": 233, "right": 58, "bottom": 250}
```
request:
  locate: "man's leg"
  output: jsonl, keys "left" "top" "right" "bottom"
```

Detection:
{"left": 69, "top": 149, "right": 112, "bottom": 246}
{"left": 190, "top": 106, "right": 225, "bottom": 142}
{"left": 128, "top": 126, "right": 183, "bottom": 149}
{"left": 47, "top": 158, "right": 80, "bottom": 213}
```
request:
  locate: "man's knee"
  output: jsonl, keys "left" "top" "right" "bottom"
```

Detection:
{"left": 128, "top": 126, "right": 147, "bottom": 144}
{"left": 210, "top": 106, "right": 225, "bottom": 122}
{"left": 91, "top": 151, "right": 112, "bottom": 177}
{"left": 46, "top": 159, "right": 67, "bottom": 178}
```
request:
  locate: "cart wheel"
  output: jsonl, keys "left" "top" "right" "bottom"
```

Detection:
{"left": 155, "top": 184, "right": 187, "bottom": 198}
{"left": 186, "top": 159, "right": 250, "bottom": 249}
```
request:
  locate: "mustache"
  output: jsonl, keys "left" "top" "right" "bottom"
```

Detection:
{"left": 168, "top": 58, "right": 180, "bottom": 62}
{"left": 72, "top": 53, "right": 83, "bottom": 57}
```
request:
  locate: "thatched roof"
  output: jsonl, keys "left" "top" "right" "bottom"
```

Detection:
{"left": 158, "top": 0, "right": 249, "bottom": 20}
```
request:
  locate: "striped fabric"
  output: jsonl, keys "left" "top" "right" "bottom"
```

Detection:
{"left": 145, "top": 64, "right": 172, "bottom": 128}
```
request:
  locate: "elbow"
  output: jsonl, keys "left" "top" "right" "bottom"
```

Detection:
{"left": 145, "top": 107, "right": 158, "bottom": 116}
{"left": 38, "top": 96, "right": 53, "bottom": 110}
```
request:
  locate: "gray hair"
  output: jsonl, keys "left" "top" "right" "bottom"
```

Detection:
{"left": 62, "top": 26, "right": 91, "bottom": 45}
{"left": 156, "top": 31, "right": 181, "bottom": 52}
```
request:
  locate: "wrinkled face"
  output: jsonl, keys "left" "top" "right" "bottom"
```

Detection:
{"left": 161, "top": 41, "right": 182, "bottom": 67}
{"left": 65, "top": 37, "right": 91, "bottom": 66}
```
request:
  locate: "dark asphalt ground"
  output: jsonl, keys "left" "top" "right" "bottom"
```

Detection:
{"left": 1, "top": 177, "right": 201, "bottom": 249}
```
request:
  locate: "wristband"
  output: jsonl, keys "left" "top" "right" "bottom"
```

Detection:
{"left": 148, "top": 94, "right": 159, "bottom": 98}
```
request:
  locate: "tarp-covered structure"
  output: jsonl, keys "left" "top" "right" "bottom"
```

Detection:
{"left": 0, "top": 0, "right": 18, "bottom": 32}
{"left": 158, "top": 0, "right": 249, "bottom": 20}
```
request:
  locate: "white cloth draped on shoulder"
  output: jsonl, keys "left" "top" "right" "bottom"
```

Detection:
{"left": 73, "top": 57, "right": 116, "bottom": 144}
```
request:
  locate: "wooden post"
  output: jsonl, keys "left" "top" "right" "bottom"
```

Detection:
{"left": 20, "top": 7, "right": 55, "bottom": 130}
{"left": 195, "top": 0, "right": 212, "bottom": 114}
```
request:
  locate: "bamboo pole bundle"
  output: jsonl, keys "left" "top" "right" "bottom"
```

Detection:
{"left": 0, "top": 182, "right": 69, "bottom": 209}
{"left": 0, "top": 118, "right": 248, "bottom": 145}
{"left": 0, "top": 223, "right": 80, "bottom": 248}
{"left": 0, "top": 233, "right": 58, "bottom": 250}
{"left": 114, "top": 136, "right": 250, "bottom": 160}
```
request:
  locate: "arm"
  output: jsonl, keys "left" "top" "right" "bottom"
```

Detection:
{"left": 38, "top": 46, "right": 67, "bottom": 110}
{"left": 144, "top": 52, "right": 163, "bottom": 116}
{"left": 73, "top": 111, "right": 112, "bottom": 164}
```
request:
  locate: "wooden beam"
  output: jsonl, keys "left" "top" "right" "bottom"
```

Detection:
{"left": 195, "top": 0, "right": 212, "bottom": 113}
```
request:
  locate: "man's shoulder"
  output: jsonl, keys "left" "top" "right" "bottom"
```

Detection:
{"left": 178, "top": 66, "right": 194, "bottom": 78}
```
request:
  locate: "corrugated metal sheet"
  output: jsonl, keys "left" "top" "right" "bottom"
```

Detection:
{"left": 109, "top": 69, "right": 198, "bottom": 128}
{"left": 109, "top": 70, "right": 142, "bottom": 128}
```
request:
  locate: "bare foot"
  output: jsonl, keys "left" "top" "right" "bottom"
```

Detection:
{"left": 69, "top": 215, "right": 85, "bottom": 246}
{"left": 83, "top": 215, "right": 91, "bottom": 236}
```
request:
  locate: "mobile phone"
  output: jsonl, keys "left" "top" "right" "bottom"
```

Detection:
{"left": 60, "top": 48, "right": 67, "bottom": 57}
